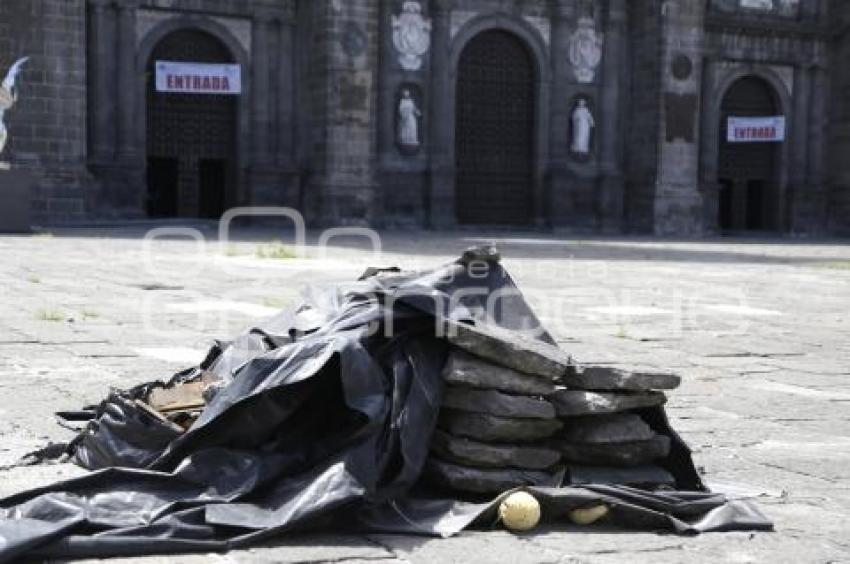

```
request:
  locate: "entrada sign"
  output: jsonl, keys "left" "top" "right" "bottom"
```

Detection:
{"left": 727, "top": 116, "right": 786, "bottom": 143}
{"left": 155, "top": 61, "right": 242, "bottom": 95}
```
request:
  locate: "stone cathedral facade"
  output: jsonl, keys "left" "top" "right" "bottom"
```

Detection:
{"left": 0, "top": 0, "right": 848, "bottom": 235}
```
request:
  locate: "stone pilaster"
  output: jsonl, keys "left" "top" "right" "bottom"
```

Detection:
{"left": 308, "top": 0, "right": 380, "bottom": 226}
{"left": 252, "top": 10, "right": 272, "bottom": 165}
{"left": 597, "top": 0, "right": 626, "bottom": 233}
{"left": 699, "top": 58, "right": 720, "bottom": 234}
{"left": 276, "top": 15, "right": 296, "bottom": 165}
{"left": 653, "top": 0, "right": 705, "bottom": 236}
{"left": 378, "top": 0, "right": 396, "bottom": 167}
{"left": 548, "top": 0, "right": 576, "bottom": 228}
{"left": 428, "top": 0, "right": 453, "bottom": 228}
{"left": 88, "top": 0, "right": 114, "bottom": 162}
{"left": 116, "top": 0, "right": 138, "bottom": 162}
{"left": 788, "top": 64, "right": 811, "bottom": 232}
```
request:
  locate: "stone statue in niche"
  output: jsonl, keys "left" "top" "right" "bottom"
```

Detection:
{"left": 0, "top": 57, "right": 29, "bottom": 164}
{"left": 570, "top": 99, "right": 595, "bottom": 155}
{"left": 392, "top": 1, "right": 431, "bottom": 71}
{"left": 397, "top": 89, "right": 421, "bottom": 149}
{"left": 568, "top": 17, "right": 603, "bottom": 83}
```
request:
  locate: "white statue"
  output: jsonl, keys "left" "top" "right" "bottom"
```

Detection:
{"left": 570, "top": 99, "right": 595, "bottom": 154}
{"left": 397, "top": 89, "right": 421, "bottom": 147}
{"left": 0, "top": 57, "right": 29, "bottom": 160}
{"left": 392, "top": 1, "right": 431, "bottom": 71}
{"left": 568, "top": 17, "right": 603, "bottom": 83}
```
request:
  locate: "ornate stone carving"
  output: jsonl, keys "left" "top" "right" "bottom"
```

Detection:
{"left": 0, "top": 57, "right": 29, "bottom": 163}
{"left": 392, "top": 1, "right": 431, "bottom": 71}
{"left": 568, "top": 17, "right": 603, "bottom": 83}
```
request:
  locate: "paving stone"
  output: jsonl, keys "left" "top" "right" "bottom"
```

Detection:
{"left": 441, "top": 350, "right": 556, "bottom": 396}
{"left": 566, "top": 365, "right": 681, "bottom": 391}
{"left": 550, "top": 389, "right": 667, "bottom": 416}
{"left": 442, "top": 385, "right": 555, "bottom": 420}
{"left": 445, "top": 321, "right": 570, "bottom": 380}
{"left": 426, "top": 458, "right": 562, "bottom": 494}
{"left": 2, "top": 231, "right": 850, "bottom": 563}
{"left": 560, "top": 414, "right": 655, "bottom": 444}
{"left": 566, "top": 464, "right": 676, "bottom": 487}
{"left": 439, "top": 410, "right": 563, "bottom": 443}
{"left": 552, "top": 435, "right": 671, "bottom": 467}
{"left": 430, "top": 429, "right": 561, "bottom": 470}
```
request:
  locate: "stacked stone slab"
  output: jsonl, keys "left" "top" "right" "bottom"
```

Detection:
{"left": 551, "top": 365, "right": 682, "bottom": 488}
{"left": 426, "top": 320, "right": 686, "bottom": 494}
{"left": 426, "top": 322, "right": 566, "bottom": 494}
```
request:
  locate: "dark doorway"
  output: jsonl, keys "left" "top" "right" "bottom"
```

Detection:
{"left": 199, "top": 159, "right": 227, "bottom": 219}
{"left": 146, "top": 29, "right": 237, "bottom": 219}
{"left": 455, "top": 30, "right": 536, "bottom": 225}
{"left": 146, "top": 157, "right": 179, "bottom": 217}
{"left": 718, "top": 76, "right": 781, "bottom": 232}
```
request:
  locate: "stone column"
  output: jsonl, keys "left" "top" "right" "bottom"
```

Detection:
{"left": 548, "top": 0, "right": 575, "bottom": 228}
{"left": 598, "top": 0, "right": 625, "bottom": 233}
{"left": 428, "top": 0, "right": 453, "bottom": 228}
{"left": 116, "top": 0, "right": 138, "bottom": 161}
{"left": 252, "top": 11, "right": 272, "bottom": 166}
{"left": 88, "top": 0, "right": 113, "bottom": 162}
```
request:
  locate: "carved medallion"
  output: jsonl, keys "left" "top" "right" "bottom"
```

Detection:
{"left": 568, "top": 17, "right": 603, "bottom": 84}
{"left": 392, "top": 1, "right": 432, "bottom": 71}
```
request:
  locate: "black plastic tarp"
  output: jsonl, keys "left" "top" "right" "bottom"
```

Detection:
{"left": 0, "top": 250, "right": 772, "bottom": 562}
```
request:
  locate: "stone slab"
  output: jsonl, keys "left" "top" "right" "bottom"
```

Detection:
{"left": 0, "top": 170, "right": 33, "bottom": 233}
{"left": 445, "top": 321, "right": 570, "bottom": 380}
{"left": 442, "top": 385, "right": 555, "bottom": 420}
{"left": 566, "top": 365, "right": 681, "bottom": 391}
{"left": 550, "top": 389, "right": 667, "bottom": 417}
{"left": 560, "top": 414, "right": 655, "bottom": 444}
{"left": 430, "top": 429, "right": 561, "bottom": 470}
{"left": 442, "top": 350, "right": 556, "bottom": 396}
{"left": 566, "top": 464, "right": 676, "bottom": 487}
{"left": 439, "top": 410, "right": 563, "bottom": 443}
{"left": 426, "top": 458, "right": 563, "bottom": 494}
{"left": 552, "top": 435, "right": 672, "bottom": 467}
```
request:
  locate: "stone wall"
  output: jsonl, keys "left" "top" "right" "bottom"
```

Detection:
{"left": 0, "top": 0, "right": 845, "bottom": 235}
{"left": 0, "top": 0, "right": 92, "bottom": 224}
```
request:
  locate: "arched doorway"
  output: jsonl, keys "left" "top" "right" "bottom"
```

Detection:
{"left": 146, "top": 29, "right": 237, "bottom": 219}
{"left": 455, "top": 30, "right": 536, "bottom": 225}
{"left": 717, "top": 76, "right": 782, "bottom": 232}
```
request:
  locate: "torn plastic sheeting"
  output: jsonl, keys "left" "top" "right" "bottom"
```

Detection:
{"left": 0, "top": 251, "right": 772, "bottom": 562}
